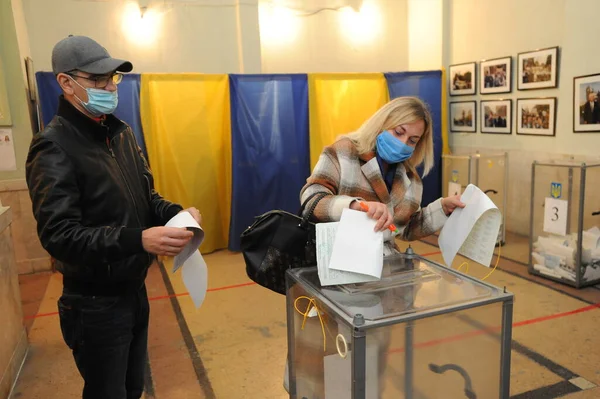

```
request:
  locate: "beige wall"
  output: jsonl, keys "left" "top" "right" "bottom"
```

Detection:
{"left": 445, "top": 0, "right": 600, "bottom": 235}
{"left": 0, "top": 207, "right": 28, "bottom": 398}
{"left": 259, "top": 0, "right": 408, "bottom": 73}
{"left": 22, "top": 0, "right": 262, "bottom": 74}
{"left": 408, "top": 0, "right": 442, "bottom": 71}
{"left": 1, "top": 0, "right": 50, "bottom": 275}
{"left": 0, "top": 0, "right": 34, "bottom": 181}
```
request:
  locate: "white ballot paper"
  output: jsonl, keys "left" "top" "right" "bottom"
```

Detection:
{"left": 316, "top": 222, "right": 380, "bottom": 286}
{"left": 326, "top": 208, "right": 384, "bottom": 282}
{"left": 164, "top": 211, "right": 207, "bottom": 308}
{"left": 181, "top": 250, "right": 208, "bottom": 308}
{"left": 439, "top": 184, "right": 502, "bottom": 268}
{"left": 165, "top": 211, "right": 204, "bottom": 272}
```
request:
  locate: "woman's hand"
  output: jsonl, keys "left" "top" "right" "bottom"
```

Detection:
{"left": 350, "top": 200, "right": 394, "bottom": 232}
{"left": 441, "top": 195, "right": 466, "bottom": 216}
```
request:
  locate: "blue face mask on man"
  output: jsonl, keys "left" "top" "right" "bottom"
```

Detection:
{"left": 376, "top": 130, "right": 415, "bottom": 164}
{"left": 70, "top": 76, "right": 118, "bottom": 117}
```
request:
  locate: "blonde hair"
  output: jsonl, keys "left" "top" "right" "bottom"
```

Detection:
{"left": 345, "top": 96, "right": 435, "bottom": 176}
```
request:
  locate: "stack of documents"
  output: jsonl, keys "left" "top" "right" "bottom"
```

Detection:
{"left": 316, "top": 209, "right": 384, "bottom": 286}
{"left": 532, "top": 226, "right": 600, "bottom": 282}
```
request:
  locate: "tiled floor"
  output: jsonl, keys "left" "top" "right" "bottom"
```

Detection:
{"left": 10, "top": 234, "right": 600, "bottom": 398}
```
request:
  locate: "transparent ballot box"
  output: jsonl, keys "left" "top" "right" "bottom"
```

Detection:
{"left": 528, "top": 160, "right": 600, "bottom": 288}
{"left": 442, "top": 152, "right": 508, "bottom": 244}
{"left": 286, "top": 252, "right": 514, "bottom": 399}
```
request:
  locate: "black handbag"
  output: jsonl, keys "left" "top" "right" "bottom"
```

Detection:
{"left": 240, "top": 192, "right": 328, "bottom": 295}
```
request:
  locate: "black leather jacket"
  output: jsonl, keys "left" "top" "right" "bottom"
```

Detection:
{"left": 26, "top": 97, "right": 182, "bottom": 290}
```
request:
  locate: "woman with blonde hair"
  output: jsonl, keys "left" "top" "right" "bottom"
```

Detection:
{"left": 300, "top": 96, "right": 464, "bottom": 253}
{"left": 287, "top": 96, "right": 466, "bottom": 397}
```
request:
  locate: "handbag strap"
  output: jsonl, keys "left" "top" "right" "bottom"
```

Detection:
{"left": 298, "top": 192, "right": 328, "bottom": 226}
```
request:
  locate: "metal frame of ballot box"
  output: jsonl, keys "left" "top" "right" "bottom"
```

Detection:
{"left": 528, "top": 160, "right": 600, "bottom": 288}
{"left": 286, "top": 248, "right": 514, "bottom": 399}
{"left": 442, "top": 152, "right": 508, "bottom": 245}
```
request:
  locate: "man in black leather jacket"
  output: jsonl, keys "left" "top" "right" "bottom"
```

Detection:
{"left": 26, "top": 36, "right": 201, "bottom": 399}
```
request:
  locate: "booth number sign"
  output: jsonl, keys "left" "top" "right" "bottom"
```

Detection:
{"left": 543, "top": 182, "right": 567, "bottom": 236}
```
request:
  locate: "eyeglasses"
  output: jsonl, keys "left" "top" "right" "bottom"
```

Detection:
{"left": 67, "top": 72, "right": 123, "bottom": 88}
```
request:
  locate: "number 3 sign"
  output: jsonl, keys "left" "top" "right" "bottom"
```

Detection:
{"left": 543, "top": 197, "right": 568, "bottom": 236}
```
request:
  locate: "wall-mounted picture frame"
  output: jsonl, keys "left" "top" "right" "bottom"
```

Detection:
{"left": 481, "top": 99, "right": 512, "bottom": 134}
{"left": 480, "top": 56, "right": 512, "bottom": 94}
{"left": 573, "top": 73, "right": 600, "bottom": 133}
{"left": 517, "top": 46, "right": 559, "bottom": 90}
{"left": 450, "top": 101, "right": 477, "bottom": 133}
{"left": 449, "top": 62, "right": 476, "bottom": 96}
{"left": 0, "top": 64, "right": 12, "bottom": 126}
{"left": 25, "top": 57, "right": 37, "bottom": 102}
{"left": 516, "top": 98, "right": 557, "bottom": 136}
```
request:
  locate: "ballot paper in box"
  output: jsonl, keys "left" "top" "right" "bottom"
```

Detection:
{"left": 531, "top": 226, "right": 600, "bottom": 284}
{"left": 528, "top": 159, "right": 600, "bottom": 288}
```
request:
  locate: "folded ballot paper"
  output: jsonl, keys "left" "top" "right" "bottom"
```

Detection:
{"left": 316, "top": 208, "right": 384, "bottom": 286}
{"left": 164, "top": 211, "right": 208, "bottom": 308}
{"left": 439, "top": 184, "right": 502, "bottom": 268}
{"left": 532, "top": 226, "right": 600, "bottom": 282}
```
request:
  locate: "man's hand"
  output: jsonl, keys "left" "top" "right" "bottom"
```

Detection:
{"left": 142, "top": 227, "right": 193, "bottom": 256}
{"left": 180, "top": 207, "right": 202, "bottom": 225}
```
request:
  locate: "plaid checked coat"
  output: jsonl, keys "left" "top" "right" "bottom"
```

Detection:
{"left": 300, "top": 137, "right": 447, "bottom": 252}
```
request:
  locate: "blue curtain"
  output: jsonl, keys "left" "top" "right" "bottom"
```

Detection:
{"left": 384, "top": 71, "right": 442, "bottom": 207}
{"left": 228, "top": 74, "right": 310, "bottom": 251}
{"left": 35, "top": 72, "right": 148, "bottom": 159}
{"left": 36, "top": 72, "right": 61, "bottom": 128}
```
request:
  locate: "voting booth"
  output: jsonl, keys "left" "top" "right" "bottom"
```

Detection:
{"left": 442, "top": 152, "right": 508, "bottom": 245}
{"left": 286, "top": 249, "right": 514, "bottom": 399}
{"left": 528, "top": 160, "right": 600, "bottom": 288}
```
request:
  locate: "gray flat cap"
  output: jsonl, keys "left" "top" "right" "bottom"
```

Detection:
{"left": 52, "top": 35, "right": 133, "bottom": 75}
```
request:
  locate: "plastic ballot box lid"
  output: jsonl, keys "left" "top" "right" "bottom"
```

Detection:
{"left": 288, "top": 252, "right": 511, "bottom": 327}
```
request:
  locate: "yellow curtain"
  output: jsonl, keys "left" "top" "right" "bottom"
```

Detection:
{"left": 441, "top": 68, "right": 451, "bottom": 155}
{"left": 140, "top": 74, "right": 231, "bottom": 254}
{"left": 308, "top": 73, "right": 389, "bottom": 169}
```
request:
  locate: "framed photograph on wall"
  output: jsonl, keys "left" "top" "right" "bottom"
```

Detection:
{"left": 516, "top": 98, "right": 556, "bottom": 136}
{"left": 450, "top": 101, "right": 477, "bottom": 133}
{"left": 573, "top": 73, "right": 600, "bottom": 133}
{"left": 480, "top": 57, "right": 512, "bottom": 94}
{"left": 0, "top": 65, "right": 12, "bottom": 126}
{"left": 481, "top": 99, "right": 512, "bottom": 134}
{"left": 24, "top": 57, "right": 37, "bottom": 102}
{"left": 449, "top": 62, "right": 476, "bottom": 96}
{"left": 517, "top": 46, "right": 559, "bottom": 90}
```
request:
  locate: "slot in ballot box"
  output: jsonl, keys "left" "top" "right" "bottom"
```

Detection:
{"left": 286, "top": 249, "right": 514, "bottom": 399}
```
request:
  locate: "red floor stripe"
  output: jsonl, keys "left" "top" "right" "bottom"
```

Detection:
{"left": 420, "top": 251, "right": 442, "bottom": 257}
{"left": 24, "top": 311, "right": 58, "bottom": 320}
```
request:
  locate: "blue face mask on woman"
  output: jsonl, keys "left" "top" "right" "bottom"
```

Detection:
{"left": 376, "top": 130, "right": 415, "bottom": 164}
{"left": 70, "top": 76, "right": 119, "bottom": 117}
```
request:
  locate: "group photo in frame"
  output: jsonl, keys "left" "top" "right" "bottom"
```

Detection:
{"left": 480, "top": 57, "right": 512, "bottom": 94}
{"left": 450, "top": 101, "right": 477, "bottom": 133}
{"left": 573, "top": 73, "right": 600, "bottom": 132}
{"left": 449, "top": 62, "right": 476, "bottom": 96}
{"left": 516, "top": 98, "right": 557, "bottom": 136}
{"left": 481, "top": 99, "right": 512, "bottom": 134}
{"left": 517, "top": 46, "right": 559, "bottom": 90}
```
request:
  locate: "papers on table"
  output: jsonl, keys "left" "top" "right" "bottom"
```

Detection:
{"left": 165, "top": 211, "right": 207, "bottom": 308}
{"left": 316, "top": 208, "right": 383, "bottom": 286}
{"left": 439, "top": 184, "right": 502, "bottom": 268}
